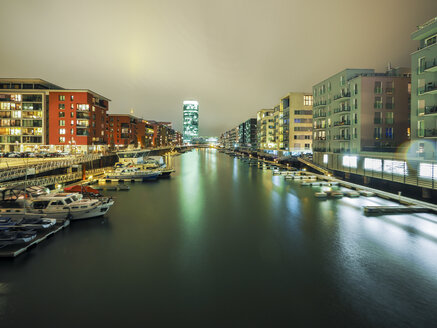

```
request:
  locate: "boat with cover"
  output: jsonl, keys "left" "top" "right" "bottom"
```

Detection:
{"left": 105, "top": 166, "right": 161, "bottom": 180}
{"left": 0, "top": 230, "right": 36, "bottom": 245}
{"left": 0, "top": 187, "right": 114, "bottom": 220}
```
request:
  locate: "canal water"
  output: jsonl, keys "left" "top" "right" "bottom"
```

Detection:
{"left": 1, "top": 148, "right": 437, "bottom": 327}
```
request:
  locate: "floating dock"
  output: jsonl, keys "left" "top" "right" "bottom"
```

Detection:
{"left": 0, "top": 219, "right": 70, "bottom": 258}
{"left": 363, "top": 206, "right": 432, "bottom": 215}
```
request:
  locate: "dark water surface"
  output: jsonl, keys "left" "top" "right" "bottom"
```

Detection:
{"left": 1, "top": 149, "right": 437, "bottom": 327}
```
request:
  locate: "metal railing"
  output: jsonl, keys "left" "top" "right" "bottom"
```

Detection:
{"left": 0, "top": 154, "right": 102, "bottom": 183}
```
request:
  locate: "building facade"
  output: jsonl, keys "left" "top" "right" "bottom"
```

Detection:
{"left": 49, "top": 91, "right": 109, "bottom": 153}
{"left": 411, "top": 16, "right": 437, "bottom": 160}
{"left": 280, "top": 92, "right": 313, "bottom": 153}
{"left": 256, "top": 109, "right": 275, "bottom": 150}
{"left": 312, "top": 68, "right": 410, "bottom": 165}
{"left": 183, "top": 100, "right": 199, "bottom": 143}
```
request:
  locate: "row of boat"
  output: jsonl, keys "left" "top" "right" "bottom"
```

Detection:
{"left": 0, "top": 217, "right": 57, "bottom": 245}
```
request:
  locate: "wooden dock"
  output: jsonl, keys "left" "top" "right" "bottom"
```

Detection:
{"left": 0, "top": 219, "right": 70, "bottom": 258}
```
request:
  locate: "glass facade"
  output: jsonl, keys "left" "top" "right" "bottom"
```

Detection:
{"left": 183, "top": 101, "right": 199, "bottom": 143}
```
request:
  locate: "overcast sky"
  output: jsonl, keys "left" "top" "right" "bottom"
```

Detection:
{"left": 0, "top": 0, "right": 436, "bottom": 136}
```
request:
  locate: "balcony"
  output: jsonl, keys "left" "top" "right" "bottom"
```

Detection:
{"left": 374, "top": 88, "right": 383, "bottom": 94}
{"left": 333, "top": 92, "right": 351, "bottom": 101}
{"left": 374, "top": 118, "right": 382, "bottom": 124}
{"left": 374, "top": 103, "right": 383, "bottom": 109}
{"left": 418, "top": 83, "right": 437, "bottom": 95}
{"left": 424, "top": 129, "right": 437, "bottom": 138}
{"left": 386, "top": 87, "right": 394, "bottom": 94}
{"left": 313, "top": 112, "right": 327, "bottom": 118}
{"left": 333, "top": 135, "right": 351, "bottom": 140}
{"left": 76, "top": 112, "right": 90, "bottom": 119}
{"left": 314, "top": 125, "right": 326, "bottom": 130}
{"left": 425, "top": 59, "right": 437, "bottom": 72}
{"left": 424, "top": 106, "right": 437, "bottom": 115}
{"left": 333, "top": 120, "right": 351, "bottom": 126}
{"left": 334, "top": 106, "right": 351, "bottom": 113}
{"left": 313, "top": 101, "right": 327, "bottom": 108}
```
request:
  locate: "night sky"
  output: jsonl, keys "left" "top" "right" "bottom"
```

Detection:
{"left": 0, "top": 0, "right": 436, "bottom": 136}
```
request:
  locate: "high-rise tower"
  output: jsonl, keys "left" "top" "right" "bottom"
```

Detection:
{"left": 183, "top": 100, "right": 199, "bottom": 143}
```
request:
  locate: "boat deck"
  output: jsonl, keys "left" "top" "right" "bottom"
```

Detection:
{"left": 0, "top": 219, "right": 70, "bottom": 258}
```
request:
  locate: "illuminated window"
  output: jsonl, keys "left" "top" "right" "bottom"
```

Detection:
{"left": 59, "top": 104, "right": 65, "bottom": 109}
{"left": 77, "top": 104, "right": 89, "bottom": 111}
{"left": 70, "top": 95, "right": 74, "bottom": 101}
{"left": 59, "top": 112, "right": 65, "bottom": 118}
{"left": 364, "top": 158, "right": 382, "bottom": 171}
{"left": 304, "top": 95, "right": 313, "bottom": 106}
{"left": 323, "top": 154, "right": 328, "bottom": 164}
{"left": 383, "top": 160, "right": 407, "bottom": 175}
{"left": 59, "top": 137, "right": 65, "bottom": 143}
{"left": 59, "top": 95, "right": 65, "bottom": 101}
{"left": 342, "top": 155, "right": 357, "bottom": 168}
{"left": 59, "top": 128, "right": 66, "bottom": 135}
{"left": 59, "top": 120, "right": 65, "bottom": 127}
{"left": 419, "top": 163, "right": 437, "bottom": 179}
{"left": 70, "top": 104, "right": 74, "bottom": 109}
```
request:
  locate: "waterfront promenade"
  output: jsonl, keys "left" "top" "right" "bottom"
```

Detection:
{"left": 1, "top": 148, "right": 437, "bottom": 327}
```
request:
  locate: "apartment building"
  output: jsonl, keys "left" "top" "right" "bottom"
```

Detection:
{"left": 312, "top": 68, "right": 410, "bottom": 166}
{"left": 280, "top": 92, "right": 313, "bottom": 154}
{"left": 49, "top": 90, "right": 109, "bottom": 153}
{"left": 0, "top": 78, "right": 110, "bottom": 153}
{"left": 411, "top": 16, "right": 437, "bottom": 160}
{"left": 256, "top": 109, "right": 275, "bottom": 150}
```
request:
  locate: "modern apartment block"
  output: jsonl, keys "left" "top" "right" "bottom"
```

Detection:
{"left": 236, "top": 118, "right": 257, "bottom": 149}
{"left": 49, "top": 90, "right": 109, "bottom": 153}
{"left": 312, "top": 68, "right": 411, "bottom": 166}
{"left": 280, "top": 92, "right": 313, "bottom": 153}
{"left": 411, "top": 16, "right": 437, "bottom": 160}
{"left": 256, "top": 109, "right": 275, "bottom": 150}
{"left": 0, "top": 79, "right": 61, "bottom": 152}
{"left": 0, "top": 79, "right": 110, "bottom": 153}
{"left": 183, "top": 100, "right": 199, "bottom": 143}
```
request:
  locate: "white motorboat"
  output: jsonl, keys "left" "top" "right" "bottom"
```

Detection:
{"left": 0, "top": 188, "right": 114, "bottom": 221}
{"left": 105, "top": 167, "right": 161, "bottom": 181}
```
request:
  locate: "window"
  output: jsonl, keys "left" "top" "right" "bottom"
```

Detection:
{"left": 77, "top": 104, "right": 89, "bottom": 111}
{"left": 364, "top": 158, "right": 382, "bottom": 172}
{"left": 327, "top": 82, "right": 331, "bottom": 92}
{"left": 59, "top": 104, "right": 65, "bottom": 109}
{"left": 70, "top": 104, "right": 74, "bottom": 109}
{"left": 59, "top": 120, "right": 65, "bottom": 126}
{"left": 59, "top": 137, "right": 65, "bottom": 143}
{"left": 59, "top": 128, "right": 66, "bottom": 135}
{"left": 374, "top": 81, "right": 382, "bottom": 94}
{"left": 59, "top": 95, "right": 65, "bottom": 101}
{"left": 354, "top": 83, "right": 358, "bottom": 95}
{"left": 59, "top": 112, "right": 65, "bottom": 118}
{"left": 304, "top": 143, "right": 310, "bottom": 149}
{"left": 71, "top": 128, "right": 74, "bottom": 135}
{"left": 385, "top": 112, "right": 394, "bottom": 124}
{"left": 323, "top": 154, "right": 328, "bottom": 164}
{"left": 386, "top": 81, "right": 394, "bottom": 93}
{"left": 70, "top": 112, "right": 74, "bottom": 118}
{"left": 419, "top": 163, "right": 437, "bottom": 179}
{"left": 386, "top": 96, "right": 394, "bottom": 109}
{"left": 418, "top": 120, "right": 424, "bottom": 137}
{"left": 384, "top": 160, "right": 408, "bottom": 175}
{"left": 342, "top": 155, "right": 357, "bottom": 168}
{"left": 374, "top": 127, "right": 382, "bottom": 139}
{"left": 303, "top": 95, "right": 313, "bottom": 106}
{"left": 385, "top": 127, "right": 393, "bottom": 139}
{"left": 374, "top": 96, "right": 383, "bottom": 109}
{"left": 70, "top": 95, "right": 74, "bottom": 101}
{"left": 340, "top": 76, "right": 345, "bottom": 86}
{"left": 354, "top": 98, "right": 358, "bottom": 109}
{"left": 374, "top": 112, "right": 382, "bottom": 124}
{"left": 352, "top": 127, "right": 357, "bottom": 138}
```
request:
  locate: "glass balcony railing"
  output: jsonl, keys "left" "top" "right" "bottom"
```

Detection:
{"left": 374, "top": 88, "right": 383, "bottom": 94}
{"left": 424, "top": 106, "right": 437, "bottom": 115}
{"left": 333, "top": 120, "right": 351, "bottom": 126}
{"left": 334, "top": 106, "right": 351, "bottom": 113}
{"left": 418, "top": 83, "right": 437, "bottom": 95}
{"left": 424, "top": 129, "right": 437, "bottom": 137}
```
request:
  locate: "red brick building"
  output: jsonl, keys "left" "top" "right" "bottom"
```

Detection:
{"left": 48, "top": 90, "right": 109, "bottom": 153}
